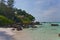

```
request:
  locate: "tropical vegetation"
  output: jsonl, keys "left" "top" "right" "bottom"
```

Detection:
{"left": 0, "top": 0, "right": 35, "bottom": 28}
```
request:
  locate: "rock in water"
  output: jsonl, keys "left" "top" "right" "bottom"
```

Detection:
{"left": 58, "top": 34, "right": 60, "bottom": 37}
{"left": 51, "top": 24, "right": 59, "bottom": 26}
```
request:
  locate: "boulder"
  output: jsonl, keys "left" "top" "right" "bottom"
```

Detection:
{"left": 32, "top": 26, "right": 37, "bottom": 28}
{"left": 12, "top": 28, "right": 15, "bottom": 31}
{"left": 51, "top": 24, "right": 59, "bottom": 26}
{"left": 58, "top": 34, "right": 60, "bottom": 37}
{"left": 16, "top": 25, "right": 23, "bottom": 31}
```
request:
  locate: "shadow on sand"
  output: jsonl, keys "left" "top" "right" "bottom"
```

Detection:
{"left": 0, "top": 31, "right": 14, "bottom": 40}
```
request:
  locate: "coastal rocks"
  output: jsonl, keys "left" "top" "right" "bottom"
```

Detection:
{"left": 51, "top": 24, "right": 59, "bottom": 26}
{"left": 58, "top": 34, "right": 60, "bottom": 37}
{"left": 16, "top": 25, "right": 23, "bottom": 31}
{"left": 32, "top": 26, "right": 37, "bottom": 28}
{"left": 12, "top": 28, "right": 15, "bottom": 31}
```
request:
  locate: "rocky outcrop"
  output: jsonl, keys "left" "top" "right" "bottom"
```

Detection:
{"left": 51, "top": 24, "right": 59, "bottom": 26}
{"left": 58, "top": 34, "right": 60, "bottom": 37}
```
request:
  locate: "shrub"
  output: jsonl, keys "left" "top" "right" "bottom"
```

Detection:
{"left": 0, "top": 15, "right": 14, "bottom": 26}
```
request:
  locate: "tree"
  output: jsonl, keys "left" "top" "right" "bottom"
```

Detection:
{"left": 0, "top": 0, "right": 5, "bottom": 4}
{"left": 0, "top": 0, "right": 5, "bottom": 9}
{"left": 0, "top": 15, "right": 14, "bottom": 26}
{"left": 7, "top": 0, "right": 14, "bottom": 8}
{"left": 7, "top": 0, "right": 15, "bottom": 19}
{"left": 0, "top": 0, "right": 35, "bottom": 27}
{"left": 0, "top": 0, "right": 7, "bottom": 16}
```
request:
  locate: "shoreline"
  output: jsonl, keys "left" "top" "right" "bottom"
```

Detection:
{"left": 0, "top": 28, "right": 15, "bottom": 40}
{"left": 13, "top": 29, "right": 33, "bottom": 40}
{"left": 0, "top": 28, "right": 33, "bottom": 40}
{"left": 0, "top": 27, "right": 60, "bottom": 40}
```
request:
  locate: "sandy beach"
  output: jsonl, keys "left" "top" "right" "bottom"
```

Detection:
{"left": 13, "top": 29, "right": 33, "bottom": 40}
{"left": 0, "top": 28, "right": 33, "bottom": 40}
{"left": 0, "top": 28, "right": 15, "bottom": 40}
{"left": 0, "top": 27, "right": 60, "bottom": 40}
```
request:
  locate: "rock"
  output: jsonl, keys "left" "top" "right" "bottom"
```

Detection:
{"left": 16, "top": 26, "right": 23, "bottom": 31}
{"left": 58, "top": 34, "right": 60, "bottom": 37}
{"left": 32, "top": 26, "right": 37, "bottom": 28}
{"left": 11, "top": 28, "right": 15, "bottom": 31}
{"left": 40, "top": 24, "right": 42, "bottom": 25}
{"left": 51, "top": 24, "right": 59, "bottom": 26}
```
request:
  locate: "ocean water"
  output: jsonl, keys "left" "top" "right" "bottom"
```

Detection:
{"left": 25, "top": 22, "right": 60, "bottom": 40}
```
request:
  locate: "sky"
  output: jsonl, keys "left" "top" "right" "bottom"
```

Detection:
{"left": 14, "top": 0, "right": 60, "bottom": 22}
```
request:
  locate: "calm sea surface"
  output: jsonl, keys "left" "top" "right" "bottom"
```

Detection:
{"left": 25, "top": 22, "right": 60, "bottom": 40}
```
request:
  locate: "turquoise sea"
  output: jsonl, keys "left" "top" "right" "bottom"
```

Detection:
{"left": 25, "top": 22, "right": 60, "bottom": 40}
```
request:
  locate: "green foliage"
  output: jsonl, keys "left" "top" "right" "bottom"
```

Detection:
{"left": 0, "top": 0, "right": 5, "bottom": 4}
{"left": 0, "top": 0, "right": 35, "bottom": 26}
{"left": 7, "top": 0, "right": 14, "bottom": 8}
{"left": 26, "top": 14, "right": 35, "bottom": 21}
{"left": 16, "top": 9, "right": 35, "bottom": 21}
{"left": 0, "top": 15, "right": 14, "bottom": 26}
{"left": 21, "top": 17, "right": 31, "bottom": 24}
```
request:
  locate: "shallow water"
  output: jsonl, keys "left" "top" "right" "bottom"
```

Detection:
{"left": 25, "top": 23, "right": 60, "bottom": 40}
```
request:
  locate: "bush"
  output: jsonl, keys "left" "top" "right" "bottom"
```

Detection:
{"left": 0, "top": 15, "right": 14, "bottom": 26}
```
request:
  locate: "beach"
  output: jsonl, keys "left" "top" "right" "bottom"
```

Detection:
{"left": 0, "top": 28, "right": 15, "bottom": 40}
{"left": 13, "top": 29, "right": 33, "bottom": 40}
{"left": 0, "top": 28, "right": 33, "bottom": 40}
{"left": 0, "top": 23, "right": 60, "bottom": 40}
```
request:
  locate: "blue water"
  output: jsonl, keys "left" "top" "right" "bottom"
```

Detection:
{"left": 26, "top": 23, "right": 60, "bottom": 40}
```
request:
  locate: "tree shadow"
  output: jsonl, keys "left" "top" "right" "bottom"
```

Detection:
{"left": 0, "top": 31, "right": 14, "bottom": 40}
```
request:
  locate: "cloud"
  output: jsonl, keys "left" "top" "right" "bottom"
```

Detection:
{"left": 41, "top": 7, "right": 60, "bottom": 22}
{"left": 33, "top": 0, "right": 60, "bottom": 22}
{"left": 15, "top": 0, "right": 60, "bottom": 22}
{"left": 42, "top": 7, "right": 59, "bottom": 17}
{"left": 34, "top": 0, "right": 44, "bottom": 5}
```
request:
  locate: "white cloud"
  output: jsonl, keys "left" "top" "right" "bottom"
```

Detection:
{"left": 35, "top": 1, "right": 44, "bottom": 5}
{"left": 35, "top": 0, "right": 54, "bottom": 4}
{"left": 15, "top": 0, "right": 60, "bottom": 22}
{"left": 42, "top": 8, "right": 58, "bottom": 16}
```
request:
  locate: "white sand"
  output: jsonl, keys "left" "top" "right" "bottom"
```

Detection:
{"left": 0, "top": 28, "right": 32, "bottom": 40}
{"left": 0, "top": 28, "right": 15, "bottom": 35}
{"left": 13, "top": 29, "right": 33, "bottom": 40}
{"left": 0, "top": 28, "right": 59, "bottom": 40}
{"left": 0, "top": 28, "right": 33, "bottom": 40}
{"left": 0, "top": 28, "right": 15, "bottom": 40}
